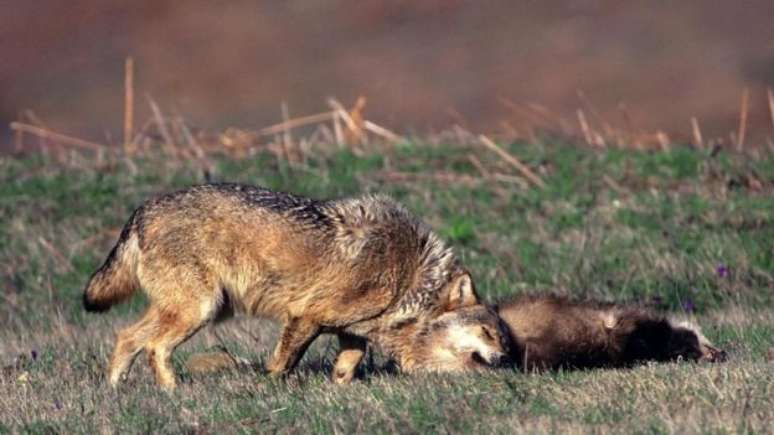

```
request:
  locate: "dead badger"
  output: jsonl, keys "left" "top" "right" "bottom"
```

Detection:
{"left": 496, "top": 295, "right": 727, "bottom": 370}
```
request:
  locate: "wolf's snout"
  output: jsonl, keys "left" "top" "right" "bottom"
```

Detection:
{"left": 471, "top": 351, "right": 487, "bottom": 366}
{"left": 471, "top": 351, "right": 507, "bottom": 367}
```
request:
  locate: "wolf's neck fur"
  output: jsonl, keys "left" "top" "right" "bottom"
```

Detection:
{"left": 374, "top": 319, "right": 433, "bottom": 371}
{"left": 325, "top": 195, "right": 460, "bottom": 318}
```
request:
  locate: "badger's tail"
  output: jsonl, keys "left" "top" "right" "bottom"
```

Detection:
{"left": 83, "top": 212, "right": 142, "bottom": 312}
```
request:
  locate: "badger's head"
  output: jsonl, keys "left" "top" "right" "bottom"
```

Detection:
{"left": 398, "top": 273, "right": 511, "bottom": 373}
{"left": 668, "top": 320, "right": 727, "bottom": 363}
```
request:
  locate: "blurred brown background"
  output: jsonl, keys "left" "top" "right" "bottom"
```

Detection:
{"left": 2, "top": 0, "right": 774, "bottom": 147}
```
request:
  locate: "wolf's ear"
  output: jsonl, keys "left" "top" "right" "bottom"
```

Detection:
{"left": 441, "top": 272, "right": 479, "bottom": 311}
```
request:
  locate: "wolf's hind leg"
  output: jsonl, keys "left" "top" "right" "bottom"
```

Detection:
{"left": 332, "top": 334, "right": 366, "bottom": 384}
{"left": 143, "top": 305, "right": 211, "bottom": 391}
{"left": 266, "top": 317, "right": 321, "bottom": 376}
{"left": 108, "top": 307, "right": 161, "bottom": 386}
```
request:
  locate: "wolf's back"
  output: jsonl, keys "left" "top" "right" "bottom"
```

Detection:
{"left": 83, "top": 209, "right": 142, "bottom": 312}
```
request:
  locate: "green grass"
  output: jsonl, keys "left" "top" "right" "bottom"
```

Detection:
{"left": 1, "top": 141, "right": 772, "bottom": 433}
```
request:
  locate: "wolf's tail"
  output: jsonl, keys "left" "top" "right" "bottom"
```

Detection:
{"left": 83, "top": 210, "right": 142, "bottom": 312}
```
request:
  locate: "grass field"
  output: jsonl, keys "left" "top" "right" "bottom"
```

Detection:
{"left": 1, "top": 139, "right": 772, "bottom": 433}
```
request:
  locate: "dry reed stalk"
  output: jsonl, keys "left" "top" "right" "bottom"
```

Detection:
{"left": 452, "top": 124, "right": 476, "bottom": 143}
{"left": 376, "top": 170, "right": 481, "bottom": 187}
{"left": 592, "top": 131, "right": 607, "bottom": 147}
{"left": 577, "top": 109, "right": 592, "bottom": 145}
{"left": 124, "top": 57, "right": 134, "bottom": 155}
{"left": 737, "top": 88, "right": 749, "bottom": 151}
{"left": 37, "top": 236, "right": 73, "bottom": 272}
{"left": 14, "top": 117, "right": 23, "bottom": 152}
{"left": 498, "top": 98, "right": 544, "bottom": 143}
{"left": 23, "top": 110, "right": 48, "bottom": 127}
{"left": 363, "top": 120, "right": 403, "bottom": 143}
{"left": 328, "top": 99, "right": 357, "bottom": 130}
{"left": 526, "top": 102, "right": 557, "bottom": 126}
{"left": 9, "top": 122, "right": 104, "bottom": 150}
{"left": 257, "top": 112, "right": 335, "bottom": 136}
{"left": 577, "top": 90, "right": 613, "bottom": 137}
{"left": 467, "top": 154, "right": 491, "bottom": 180}
{"left": 177, "top": 117, "right": 214, "bottom": 176}
{"left": 280, "top": 101, "right": 295, "bottom": 164}
{"left": 177, "top": 119, "right": 206, "bottom": 160}
{"left": 332, "top": 112, "right": 344, "bottom": 148}
{"left": 95, "top": 145, "right": 105, "bottom": 167}
{"left": 146, "top": 96, "right": 177, "bottom": 155}
{"left": 619, "top": 103, "right": 634, "bottom": 133}
{"left": 123, "top": 155, "right": 138, "bottom": 175}
{"left": 691, "top": 117, "right": 703, "bottom": 149}
{"left": 298, "top": 137, "right": 311, "bottom": 165}
{"left": 656, "top": 131, "right": 670, "bottom": 151}
{"left": 129, "top": 118, "right": 155, "bottom": 153}
{"left": 468, "top": 153, "right": 529, "bottom": 190}
{"left": 327, "top": 98, "right": 363, "bottom": 146}
{"left": 491, "top": 173, "right": 530, "bottom": 189}
{"left": 16, "top": 112, "right": 57, "bottom": 155}
{"left": 499, "top": 98, "right": 540, "bottom": 125}
{"left": 445, "top": 107, "right": 469, "bottom": 129}
{"left": 309, "top": 124, "right": 334, "bottom": 148}
{"left": 478, "top": 135, "right": 546, "bottom": 189}
{"left": 348, "top": 96, "right": 367, "bottom": 145}
{"left": 767, "top": 87, "right": 774, "bottom": 130}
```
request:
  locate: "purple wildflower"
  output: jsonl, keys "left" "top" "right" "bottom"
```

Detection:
{"left": 30, "top": 350, "right": 38, "bottom": 361}
{"left": 716, "top": 264, "right": 729, "bottom": 278}
{"left": 681, "top": 298, "right": 695, "bottom": 313}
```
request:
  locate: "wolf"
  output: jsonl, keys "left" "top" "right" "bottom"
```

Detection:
{"left": 83, "top": 183, "right": 508, "bottom": 389}
{"left": 496, "top": 295, "right": 727, "bottom": 371}
{"left": 185, "top": 302, "right": 510, "bottom": 382}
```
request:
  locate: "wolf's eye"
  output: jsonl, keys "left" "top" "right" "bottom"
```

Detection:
{"left": 482, "top": 327, "right": 495, "bottom": 341}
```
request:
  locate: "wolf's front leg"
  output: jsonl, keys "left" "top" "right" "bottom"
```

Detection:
{"left": 266, "top": 317, "right": 321, "bottom": 376}
{"left": 332, "top": 334, "right": 367, "bottom": 384}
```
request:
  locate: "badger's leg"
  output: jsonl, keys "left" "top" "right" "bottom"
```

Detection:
{"left": 332, "top": 334, "right": 367, "bottom": 384}
{"left": 266, "top": 317, "right": 321, "bottom": 376}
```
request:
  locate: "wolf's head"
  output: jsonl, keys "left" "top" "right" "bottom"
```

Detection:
{"left": 396, "top": 273, "right": 511, "bottom": 372}
{"left": 418, "top": 304, "right": 511, "bottom": 372}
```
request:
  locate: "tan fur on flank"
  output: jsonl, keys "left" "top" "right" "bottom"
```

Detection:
{"left": 83, "top": 184, "right": 507, "bottom": 389}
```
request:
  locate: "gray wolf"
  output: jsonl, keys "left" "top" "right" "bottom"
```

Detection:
{"left": 83, "top": 184, "right": 508, "bottom": 389}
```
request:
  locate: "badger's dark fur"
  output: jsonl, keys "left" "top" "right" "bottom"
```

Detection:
{"left": 496, "top": 295, "right": 727, "bottom": 371}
